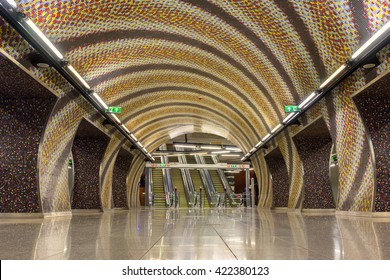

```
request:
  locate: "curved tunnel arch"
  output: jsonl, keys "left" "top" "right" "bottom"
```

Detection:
{"left": 122, "top": 104, "right": 254, "bottom": 149}
{"left": 65, "top": 37, "right": 286, "bottom": 125}
{"left": 0, "top": 0, "right": 387, "bottom": 214}
{"left": 90, "top": 68, "right": 270, "bottom": 134}
{"left": 109, "top": 87, "right": 261, "bottom": 142}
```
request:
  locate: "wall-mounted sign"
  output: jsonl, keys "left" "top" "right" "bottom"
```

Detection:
{"left": 106, "top": 107, "right": 122, "bottom": 114}
{"left": 284, "top": 105, "right": 300, "bottom": 113}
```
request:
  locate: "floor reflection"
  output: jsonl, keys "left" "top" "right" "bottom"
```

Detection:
{"left": 0, "top": 208, "right": 389, "bottom": 259}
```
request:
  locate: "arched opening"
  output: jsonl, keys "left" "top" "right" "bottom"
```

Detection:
{"left": 71, "top": 119, "right": 110, "bottom": 210}
{"left": 292, "top": 118, "right": 336, "bottom": 210}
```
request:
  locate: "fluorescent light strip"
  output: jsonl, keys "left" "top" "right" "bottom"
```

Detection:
{"left": 351, "top": 21, "right": 390, "bottom": 60}
{"left": 271, "top": 124, "right": 282, "bottom": 134}
{"left": 262, "top": 133, "right": 271, "bottom": 142}
{"left": 67, "top": 65, "right": 90, "bottom": 90}
{"left": 6, "top": 0, "right": 17, "bottom": 9}
{"left": 174, "top": 144, "right": 197, "bottom": 149}
{"left": 220, "top": 154, "right": 241, "bottom": 157}
{"left": 211, "top": 150, "right": 230, "bottom": 154}
{"left": 319, "top": 64, "right": 346, "bottom": 89}
{"left": 137, "top": 142, "right": 144, "bottom": 148}
{"left": 121, "top": 124, "right": 130, "bottom": 134}
{"left": 142, "top": 147, "right": 147, "bottom": 153}
{"left": 25, "top": 19, "right": 64, "bottom": 60}
{"left": 283, "top": 113, "right": 296, "bottom": 124}
{"left": 225, "top": 147, "right": 242, "bottom": 152}
{"left": 250, "top": 148, "right": 256, "bottom": 153}
{"left": 241, "top": 156, "right": 246, "bottom": 161}
{"left": 245, "top": 153, "right": 250, "bottom": 157}
{"left": 110, "top": 114, "right": 121, "bottom": 125}
{"left": 299, "top": 92, "right": 317, "bottom": 109}
{"left": 91, "top": 92, "right": 108, "bottom": 110}
{"left": 200, "top": 145, "right": 221, "bottom": 150}
{"left": 130, "top": 134, "right": 138, "bottom": 142}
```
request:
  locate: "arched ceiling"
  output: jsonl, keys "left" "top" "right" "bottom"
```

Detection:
{"left": 6, "top": 0, "right": 389, "bottom": 152}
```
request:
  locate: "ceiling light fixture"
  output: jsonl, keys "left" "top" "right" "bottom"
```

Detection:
{"left": 110, "top": 114, "right": 121, "bottom": 125}
{"left": 130, "top": 134, "right": 138, "bottom": 142}
{"left": 5, "top": 0, "right": 17, "bottom": 9}
{"left": 262, "top": 133, "right": 271, "bottom": 142}
{"left": 200, "top": 145, "right": 221, "bottom": 150}
{"left": 211, "top": 150, "right": 230, "bottom": 154}
{"left": 271, "top": 124, "right": 283, "bottom": 134}
{"left": 225, "top": 147, "right": 242, "bottom": 152}
{"left": 351, "top": 21, "right": 390, "bottom": 60}
{"left": 298, "top": 92, "right": 317, "bottom": 109}
{"left": 91, "top": 92, "right": 109, "bottom": 110}
{"left": 319, "top": 64, "right": 347, "bottom": 89}
{"left": 25, "top": 18, "right": 64, "bottom": 60}
{"left": 255, "top": 141, "right": 262, "bottom": 148}
{"left": 121, "top": 124, "right": 130, "bottom": 134}
{"left": 220, "top": 154, "right": 241, "bottom": 157}
{"left": 67, "top": 65, "right": 90, "bottom": 90}
{"left": 174, "top": 143, "right": 197, "bottom": 149}
{"left": 282, "top": 113, "right": 296, "bottom": 124}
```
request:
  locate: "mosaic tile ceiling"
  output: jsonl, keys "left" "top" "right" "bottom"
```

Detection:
{"left": 2, "top": 0, "right": 389, "bottom": 151}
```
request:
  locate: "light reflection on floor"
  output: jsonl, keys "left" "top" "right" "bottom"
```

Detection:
{"left": 0, "top": 208, "right": 389, "bottom": 260}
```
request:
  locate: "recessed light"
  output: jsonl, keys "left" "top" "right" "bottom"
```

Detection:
{"left": 36, "top": 62, "right": 50, "bottom": 68}
{"left": 363, "top": 63, "right": 376, "bottom": 69}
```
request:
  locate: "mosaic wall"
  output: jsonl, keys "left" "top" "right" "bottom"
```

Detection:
{"left": 254, "top": 153, "right": 272, "bottom": 208}
{"left": 0, "top": 1, "right": 389, "bottom": 213}
{"left": 71, "top": 137, "right": 109, "bottom": 209}
{"left": 100, "top": 132, "right": 126, "bottom": 210}
{"left": 277, "top": 132, "right": 304, "bottom": 209}
{"left": 113, "top": 152, "right": 133, "bottom": 208}
{"left": 265, "top": 148, "right": 289, "bottom": 208}
{"left": 354, "top": 74, "right": 390, "bottom": 212}
{"left": 293, "top": 136, "right": 335, "bottom": 209}
{"left": 0, "top": 97, "right": 55, "bottom": 213}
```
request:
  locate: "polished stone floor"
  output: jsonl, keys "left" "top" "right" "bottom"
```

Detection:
{"left": 0, "top": 208, "right": 389, "bottom": 260}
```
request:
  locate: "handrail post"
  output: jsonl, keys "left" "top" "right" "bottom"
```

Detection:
{"left": 200, "top": 187, "right": 203, "bottom": 208}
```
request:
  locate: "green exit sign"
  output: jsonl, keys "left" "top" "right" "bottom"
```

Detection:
{"left": 160, "top": 164, "right": 166, "bottom": 167}
{"left": 229, "top": 164, "right": 236, "bottom": 168}
{"left": 106, "top": 107, "right": 122, "bottom": 114}
{"left": 284, "top": 105, "right": 300, "bottom": 113}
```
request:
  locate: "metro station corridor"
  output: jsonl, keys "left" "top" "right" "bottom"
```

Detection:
{"left": 0, "top": 0, "right": 389, "bottom": 260}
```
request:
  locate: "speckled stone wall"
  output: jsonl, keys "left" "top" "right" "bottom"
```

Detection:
{"left": 354, "top": 75, "right": 390, "bottom": 212}
{"left": 293, "top": 136, "right": 335, "bottom": 209}
{"left": 0, "top": 98, "right": 55, "bottom": 213}
{"left": 265, "top": 148, "right": 289, "bottom": 208}
{"left": 113, "top": 152, "right": 133, "bottom": 208}
{"left": 71, "top": 137, "right": 109, "bottom": 209}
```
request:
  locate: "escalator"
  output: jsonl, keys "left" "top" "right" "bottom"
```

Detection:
{"left": 151, "top": 158, "right": 166, "bottom": 208}
{"left": 169, "top": 156, "right": 188, "bottom": 208}
{"left": 186, "top": 155, "right": 211, "bottom": 208}
{"left": 203, "top": 156, "right": 225, "bottom": 194}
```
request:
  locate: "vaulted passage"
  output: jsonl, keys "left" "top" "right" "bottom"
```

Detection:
{"left": 0, "top": 0, "right": 389, "bottom": 260}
